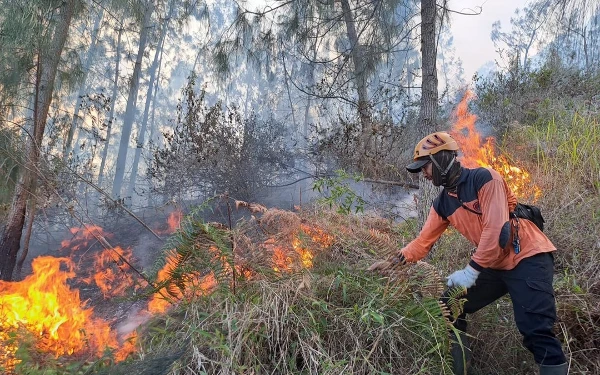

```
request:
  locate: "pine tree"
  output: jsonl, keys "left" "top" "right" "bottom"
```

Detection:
{"left": 0, "top": 0, "right": 79, "bottom": 281}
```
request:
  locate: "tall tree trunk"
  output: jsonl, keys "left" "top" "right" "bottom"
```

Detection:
{"left": 302, "top": 62, "right": 315, "bottom": 144}
{"left": 98, "top": 25, "right": 123, "bottom": 187}
{"left": 112, "top": 2, "right": 154, "bottom": 199}
{"left": 582, "top": 26, "right": 589, "bottom": 71}
{"left": 339, "top": 0, "right": 372, "bottom": 138}
{"left": 63, "top": 9, "right": 104, "bottom": 161}
{"left": 0, "top": 0, "right": 76, "bottom": 281}
{"left": 282, "top": 53, "right": 298, "bottom": 137}
{"left": 146, "top": 58, "right": 163, "bottom": 208}
{"left": 148, "top": 39, "right": 164, "bottom": 148}
{"left": 127, "top": 2, "right": 170, "bottom": 200}
{"left": 15, "top": 195, "right": 36, "bottom": 279}
{"left": 417, "top": 0, "right": 440, "bottom": 225}
{"left": 302, "top": 33, "right": 319, "bottom": 146}
{"left": 522, "top": 29, "right": 537, "bottom": 73}
{"left": 418, "top": 0, "right": 438, "bottom": 134}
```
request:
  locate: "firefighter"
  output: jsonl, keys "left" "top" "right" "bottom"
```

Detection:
{"left": 368, "top": 132, "right": 568, "bottom": 375}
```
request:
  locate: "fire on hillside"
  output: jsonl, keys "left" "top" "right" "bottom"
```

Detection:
{"left": 0, "top": 92, "right": 540, "bottom": 372}
{"left": 0, "top": 256, "right": 135, "bottom": 370}
{"left": 0, "top": 211, "right": 186, "bottom": 372}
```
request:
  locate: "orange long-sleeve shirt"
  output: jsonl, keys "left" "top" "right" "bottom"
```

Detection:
{"left": 402, "top": 167, "right": 556, "bottom": 271}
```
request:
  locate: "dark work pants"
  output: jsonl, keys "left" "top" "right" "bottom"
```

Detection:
{"left": 447, "top": 252, "right": 566, "bottom": 366}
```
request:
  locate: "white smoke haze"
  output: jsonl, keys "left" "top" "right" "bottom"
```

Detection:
{"left": 116, "top": 306, "right": 152, "bottom": 337}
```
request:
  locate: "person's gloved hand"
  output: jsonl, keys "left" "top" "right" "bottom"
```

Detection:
{"left": 446, "top": 265, "right": 480, "bottom": 288}
{"left": 367, "top": 251, "right": 406, "bottom": 272}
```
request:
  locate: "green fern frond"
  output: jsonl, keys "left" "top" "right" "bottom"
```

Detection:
{"left": 150, "top": 201, "right": 238, "bottom": 303}
{"left": 442, "top": 287, "right": 468, "bottom": 323}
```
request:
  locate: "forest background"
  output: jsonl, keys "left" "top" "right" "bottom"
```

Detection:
{"left": 0, "top": 0, "right": 599, "bottom": 374}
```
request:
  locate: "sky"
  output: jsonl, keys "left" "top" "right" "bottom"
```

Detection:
{"left": 449, "top": 0, "right": 528, "bottom": 80}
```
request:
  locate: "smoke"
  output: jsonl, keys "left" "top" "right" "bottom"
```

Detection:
{"left": 116, "top": 306, "right": 152, "bottom": 337}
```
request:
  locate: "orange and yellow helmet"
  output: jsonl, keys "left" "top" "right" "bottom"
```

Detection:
{"left": 406, "top": 132, "right": 459, "bottom": 173}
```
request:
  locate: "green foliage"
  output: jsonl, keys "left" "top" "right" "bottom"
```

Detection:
{"left": 474, "top": 60, "right": 600, "bottom": 130}
{"left": 115, "top": 205, "right": 460, "bottom": 374}
{"left": 313, "top": 169, "right": 366, "bottom": 214}
{"left": 0, "top": 0, "right": 43, "bottom": 97}
{"left": 149, "top": 198, "right": 236, "bottom": 302}
{"left": 0, "top": 0, "right": 84, "bottom": 102}
{"left": 530, "top": 112, "right": 600, "bottom": 192}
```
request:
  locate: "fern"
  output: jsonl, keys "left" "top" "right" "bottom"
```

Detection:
{"left": 149, "top": 198, "right": 237, "bottom": 304}
{"left": 358, "top": 229, "right": 398, "bottom": 256}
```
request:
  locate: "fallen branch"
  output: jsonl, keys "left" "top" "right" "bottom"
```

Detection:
{"left": 362, "top": 178, "right": 419, "bottom": 189}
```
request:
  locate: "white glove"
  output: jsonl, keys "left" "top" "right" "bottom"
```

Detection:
{"left": 446, "top": 265, "right": 480, "bottom": 288}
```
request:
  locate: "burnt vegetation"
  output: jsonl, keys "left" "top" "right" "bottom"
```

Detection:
{"left": 149, "top": 74, "right": 295, "bottom": 202}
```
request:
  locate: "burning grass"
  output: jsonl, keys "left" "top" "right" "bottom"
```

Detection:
{"left": 97, "top": 206, "right": 459, "bottom": 375}
{"left": 0, "top": 256, "right": 133, "bottom": 374}
{"left": 139, "top": 270, "right": 453, "bottom": 375}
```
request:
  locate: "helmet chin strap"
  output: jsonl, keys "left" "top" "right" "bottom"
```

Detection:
{"left": 429, "top": 154, "right": 456, "bottom": 186}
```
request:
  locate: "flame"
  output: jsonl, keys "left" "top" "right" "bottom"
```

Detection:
{"left": 60, "top": 225, "right": 111, "bottom": 253}
{"left": 268, "top": 238, "right": 294, "bottom": 272}
{"left": 269, "top": 224, "right": 333, "bottom": 272}
{"left": 148, "top": 224, "right": 333, "bottom": 312}
{"left": 82, "top": 246, "right": 145, "bottom": 298}
{"left": 0, "top": 257, "right": 120, "bottom": 370}
{"left": 147, "top": 250, "right": 217, "bottom": 314}
{"left": 300, "top": 224, "right": 334, "bottom": 248}
{"left": 60, "top": 225, "right": 146, "bottom": 299}
{"left": 0, "top": 213, "right": 196, "bottom": 369}
{"left": 155, "top": 210, "right": 183, "bottom": 235}
{"left": 450, "top": 90, "right": 541, "bottom": 200}
{"left": 167, "top": 211, "right": 182, "bottom": 232}
{"left": 114, "top": 332, "right": 137, "bottom": 362}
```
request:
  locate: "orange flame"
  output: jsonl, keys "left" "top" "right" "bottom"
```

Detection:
{"left": 269, "top": 224, "right": 333, "bottom": 272}
{"left": 60, "top": 225, "right": 111, "bottom": 253}
{"left": 0, "top": 257, "right": 122, "bottom": 370}
{"left": 147, "top": 250, "right": 217, "bottom": 314}
{"left": 450, "top": 90, "right": 541, "bottom": 200}
{"left": 268, "top": 238, "right": 294, "bottom": 272}
{"left": 147, "top": 224, "right": 333, "bottom": 312}
{"left": 155, "top": 210, "right": 183, "bottom": 235}
{"left": 167, "top": 211, "right": 182, "bottom": 232}
{"left": 114, "top": 332, "right": 137, "bottom": 362}
{"left": 82, "top": 246, "right": 145, "bottom": 298}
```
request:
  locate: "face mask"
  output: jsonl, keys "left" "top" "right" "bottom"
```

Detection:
{"left": 430, "top": 152, "right": 460, "bottom": 188}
